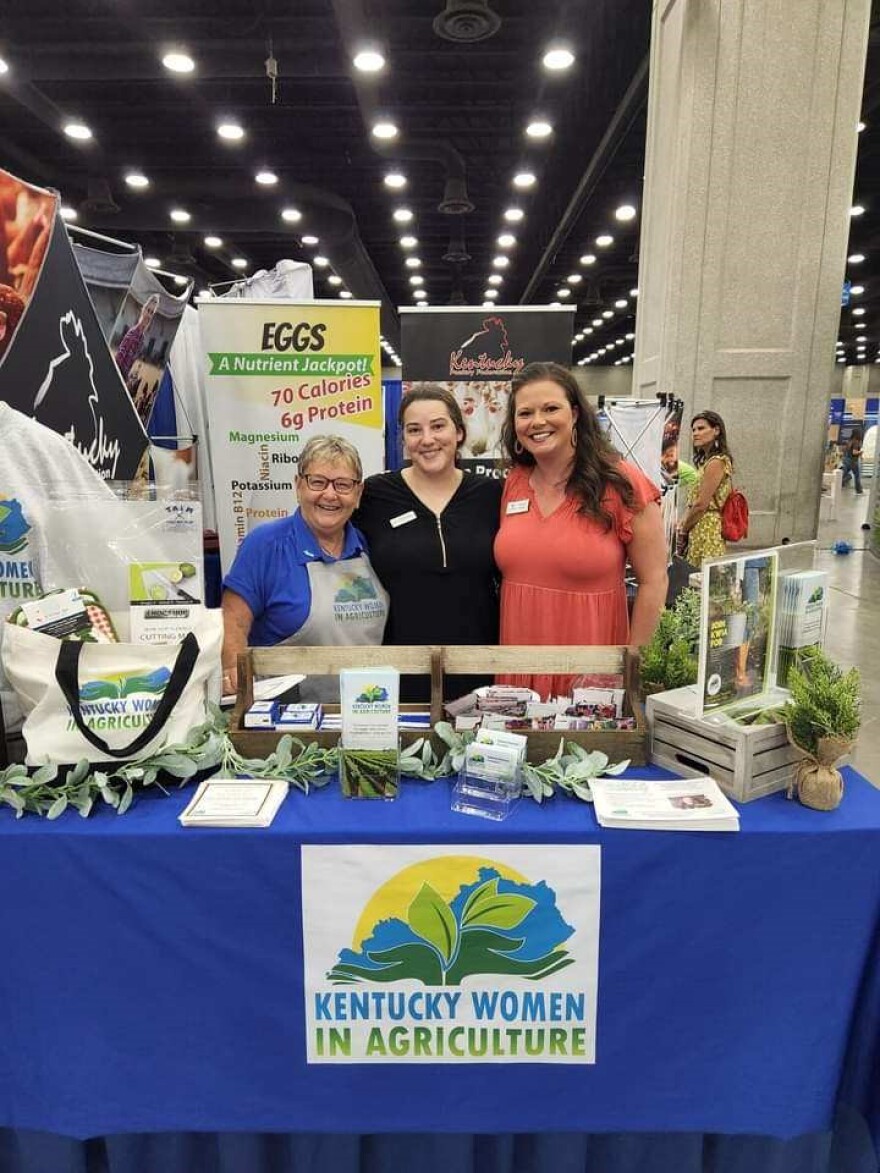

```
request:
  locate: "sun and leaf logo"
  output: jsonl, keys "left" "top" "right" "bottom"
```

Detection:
{"left": 0, "top": 498, "right": 31, "bottom": 556}
{"left": 356, "top": 684, "right": 389, "bottom": 703}
{"left": 334, "top": 574, "right": 378, "bottom": 605}
{"left": 79, "top": 667, "right": 171, "bottom": 702}
{"left": 329, "top": 859, "right": 575, "bottom": 987}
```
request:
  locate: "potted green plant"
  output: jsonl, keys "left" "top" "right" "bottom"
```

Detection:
{"left": 781, "top": 647, "right": 861, "bottom": 810}
{"left": 640, "top": 588, "right": 700, "bottom": 694}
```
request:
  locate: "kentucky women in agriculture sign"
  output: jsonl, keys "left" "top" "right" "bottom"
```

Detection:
{"left": 301, "top": 844, "right": 600, "bottom": 1064}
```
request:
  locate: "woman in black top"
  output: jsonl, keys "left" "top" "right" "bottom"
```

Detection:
{"left": 355, "top": 383, "right": 502, "bottom": 699}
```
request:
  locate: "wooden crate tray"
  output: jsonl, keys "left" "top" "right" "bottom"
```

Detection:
{"left": 646, "top": 687, "right": 799, "bottom": 802}
{"left": 231, "top": 644, "right": 646, "bottom": 767}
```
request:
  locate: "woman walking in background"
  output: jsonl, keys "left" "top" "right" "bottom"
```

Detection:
{"left": 677, "top": 411, "right": 734, "bottom": 566}
{"left": 841, "top": 427, "right": 864, "bottom": 494}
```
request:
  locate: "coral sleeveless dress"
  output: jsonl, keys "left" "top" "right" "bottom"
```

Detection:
{"left": 494, "top": 461, "right": 660, "bottom": 699}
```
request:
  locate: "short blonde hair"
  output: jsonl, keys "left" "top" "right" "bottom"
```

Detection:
{"left": 298, "top": 434, "right": 363, "bottom": 481}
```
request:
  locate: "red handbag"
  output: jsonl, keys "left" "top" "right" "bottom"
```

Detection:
{"left": 719, "top": 488, "right": 749, "bottom": 541}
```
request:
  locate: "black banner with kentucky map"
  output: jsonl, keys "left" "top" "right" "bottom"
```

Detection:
{"left": 0, "top": 169, "right": 147, "bottom": 479}
{"left": 400, "top": 307, "right": 573, "bottom": 476}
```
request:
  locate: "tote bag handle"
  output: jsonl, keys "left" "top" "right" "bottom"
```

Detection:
{"left": 54, "top": 633, "right": 200, "bottom": 759}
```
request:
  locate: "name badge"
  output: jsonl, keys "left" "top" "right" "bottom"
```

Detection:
{"left": 506, "top": 499, "right": 530, "bottom": 515}
{"left": 390, "top": 510, "right": 418, "bottom": 528}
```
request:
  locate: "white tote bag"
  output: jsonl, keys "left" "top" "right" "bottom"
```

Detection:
{"left": 2, "top": 611, "right": 222, "bottom": 766}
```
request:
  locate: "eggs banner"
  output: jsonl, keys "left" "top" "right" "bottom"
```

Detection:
{"left": 301, "top": 844, "right": 601, "bottom": 1064}
{"left": 199, "top": 300, "right": 383, "bottom": 574}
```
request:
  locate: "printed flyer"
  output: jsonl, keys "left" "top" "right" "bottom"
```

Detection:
{"left": 697, "top": 551, "right": 779, "bottom": 715}
{"left": 301, "top": 844, "right": 600, "bottom": 1065}
{"left": 199, "top": 300, "right": 383, "bottom": 573}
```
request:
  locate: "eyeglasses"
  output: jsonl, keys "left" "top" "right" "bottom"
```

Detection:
{"left": 301, "top": 474, "right": 361, "bottom": 494}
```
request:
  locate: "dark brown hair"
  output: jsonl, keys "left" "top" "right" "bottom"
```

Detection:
{"left": 500, "top": 361, "right": 635, "bottom": 529}
{"left": 690, "top": 410, "right": 734, "bottom": 469}
{"left": 399, "top": 382, "right": 466, "bottom": 452}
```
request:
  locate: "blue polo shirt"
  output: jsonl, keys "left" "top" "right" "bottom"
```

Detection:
{"left": 222, "top": 508, "right": 368, "bottom": 646}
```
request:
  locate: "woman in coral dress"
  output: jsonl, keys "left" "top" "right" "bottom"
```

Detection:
{"left": 495, "top": 362, "right": 668, "bottom": 699}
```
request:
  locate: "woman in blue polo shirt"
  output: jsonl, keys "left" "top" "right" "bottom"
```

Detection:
{"left": 220, "top": 434, "right": 388, "bottom": 694}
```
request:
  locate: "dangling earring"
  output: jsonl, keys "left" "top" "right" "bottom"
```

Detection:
{"left": 514, "top": 440, "right": 524, "bottom": 455}
{"left": 571, "top": 425, "right": 578, "bottom": 448}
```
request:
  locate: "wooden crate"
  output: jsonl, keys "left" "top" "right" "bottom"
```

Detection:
{"left": 230, "top": 645, "right": 444, "bottom": 758}
{"left": 442, "top": 645, "right": 647, "bottom": 766}
{"left": 646, "top": 686, "right": 799, "bottom": 802}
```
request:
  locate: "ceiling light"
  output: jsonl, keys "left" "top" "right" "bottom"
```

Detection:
{"left": 851, "top": 205, "right": 865, "bottom": 216}
{"left": 313, "top": 255, "right": 329, "bottom": 267}
{"left": 170, "top": 208, "right": 191, "bottom": 223}
{"left": 144, "top": 257, "right": 161, "bottom": 269}
{"left": 492, "top": 256, "right": 510, "bottom": 268}
{"left": 596, "top": 234, "right": 614, "bottom": 247}
{"left": 630, "top": 288, "right": 639, "bottom": 297}
{"left": 63, "top": 121, "right": 93, "bottom": 141}
{"left": 615, "top": 298, "right": 627, "bottom": 308}
{"left": 580, "top": 254, "right": 596, "bottom": 266}
{"left": 488, "top": 274, "right": 503, "bottom": 286}
{"left": 853, "top": 307, "right": 866, "bottom": 315}
{"left": 124, "top": 172, "right": 149, "bottom": 189}
{"left": 525, "top": 120, "right": 553, "bottom": 139}
{"left": 281, "top": 207, "right": 302, "bottom": 223}
{"left": 162, "top": 51, "right": 195, "bottom": 73}
{"left": 602, "top": 310, "right": 614, "bottom": 318}
{"left": 413, "top": 289, "right": 427, "bottom": 299}
{"left": 567, "top": 274, "right": 582, "bottom": 284}
{"left": 858, "top": 121, "right": 866, "bottom": 133}
{"left": 851, "top": 285, "right": 865, "bottom": 295}
{"left": 339, "top": 290, "right": 353, "bottom": 299}
{"left": 497, "top": 233, "right": 517, "bottom": 248}
{"left": 328, "top": 275, "right": 342, "bottom": 286}
{"left": 231, "top": 258, "right": 248, "bottom": 269}
{"left": 60, "top": 206, "right": 78, "bottom": 221}
{"left": 409, "top": 275, "right": 424, "bottom": 286}
{"left": 856, "top": 334, "right": 867, "bottom": 341}
{"left": 484, "top": 289, "right": 499, "bottom": 299}
{"left": 173, "top": 275, "right": 188, "bottom": 287}
{"left": 513, "top": 172, "right": 537, "bottom": 189}
{"left": 198, "top": 289, "right": 211, "bottom": 298}
{"left": 372, "top": 120, "right": 398, "bottom": 140}
{"left": 353, "top": 48, "right": 385, "bottom": 73}
{"left": 217, "top": 121, "right": 245, "bottom": 141}
{"left": 542, "top": 46, "right": 575, "bottom": 71}
{"left": 591, "top": 318, "right": 602, "bottom": 326}
{"left": 0, "top": 57, "right": 8, "bottom": 75}
{"left": 393, "top": 208, "right": 414, "bottom": 223}
{"left": 584, "top": 327, "right": 593, "bottom": 334}
{"left": 301, "top": 234, "right": 319, "bottom": 245}
{"left": 504, "top": 207, "right": 525, "bottom": 222}
{"left": 384, "top": 172, "right": 407, "bottom": 189}
{"left": 255, "top": 170, "right": 278, "bottom": 186}
{"left": 550, "top": 301, "right": 562, "bottom": 307}
{"left": 849, "top": 253, "right": 865, "bottom": 264}
{"left": 615, "top": 204, "right": 637, "bottom": 222}
{"left": 405, "top": 257, "right": 421, "bottom": 268}
{"left": 482, "top": 301, "right": 493, "bottom": 308}
{"left": 625, "top": 332, "right": 635, "bottom": 340}
{"left": 399, "top": 235, "right": 418, "bottom": 249}
{"left": 556, "top": 288, "right": 571, "bottom": 298}
{"left": 204, "top": 235, "right": 223, "bottom": 248}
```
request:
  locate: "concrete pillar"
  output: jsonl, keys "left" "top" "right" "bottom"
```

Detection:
{"left": 633, "top": 0, "right": 871, "bottom": 545}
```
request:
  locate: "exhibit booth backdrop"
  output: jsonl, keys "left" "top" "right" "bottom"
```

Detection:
{"left": 0, "top": 169, "right": 147, "bottom": 480}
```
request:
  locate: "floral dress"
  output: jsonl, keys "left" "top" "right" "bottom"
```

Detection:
{"left": 686, "top": 455, "right": 732, "bottom": 566}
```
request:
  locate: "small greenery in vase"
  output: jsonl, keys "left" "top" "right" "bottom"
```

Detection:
{"left": 640, "top": 588, "right": 701, "bottom": 692}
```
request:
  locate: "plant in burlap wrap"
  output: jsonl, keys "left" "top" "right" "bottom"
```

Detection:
{"left": 782, "top": 648, "right": 860, "bottom": 811}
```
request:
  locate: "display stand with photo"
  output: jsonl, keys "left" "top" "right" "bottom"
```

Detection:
{"left": 696, "top": 551, "right": 779, "bottom": 717}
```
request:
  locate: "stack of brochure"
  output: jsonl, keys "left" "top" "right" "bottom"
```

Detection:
{"left": 589, "top": 776, "right": 740, "bottom": 831}
{"left": 178, "top": 778, "right": 289, "bottom": 828}
{"left": 776, "top": 570, "right": 827, "bottom": 687}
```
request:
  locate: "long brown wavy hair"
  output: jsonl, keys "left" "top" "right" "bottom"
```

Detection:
{"left": 500, "top": 362, "right": 635, "bottom": 530}
{"left": 690, "top": 410, "right": 734, "bottom": 469}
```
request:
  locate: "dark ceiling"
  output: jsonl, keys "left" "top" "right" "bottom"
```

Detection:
{"left": 0, "top": 0, "right": 877, "bottom": 367}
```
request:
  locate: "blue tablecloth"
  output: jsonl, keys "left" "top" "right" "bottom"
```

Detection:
{"left": 0, "top": 767, "right": 879, "bottom": 1149}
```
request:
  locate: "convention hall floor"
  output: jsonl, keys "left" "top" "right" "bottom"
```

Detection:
{"left": 817, "top": 481, "right": 879, "bottom": 781}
